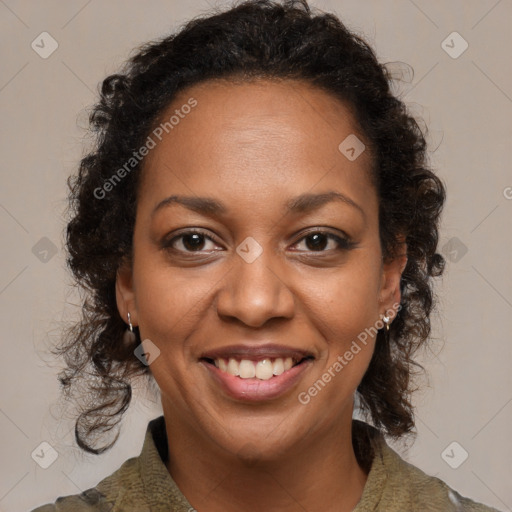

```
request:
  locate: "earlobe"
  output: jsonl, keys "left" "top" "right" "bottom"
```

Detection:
{"left": 115, "top": 261, "right": 137, "bottom": 326}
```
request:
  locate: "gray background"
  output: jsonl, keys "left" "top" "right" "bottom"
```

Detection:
{"left": 0, "top": 1, "right": 511, "bottom": 511}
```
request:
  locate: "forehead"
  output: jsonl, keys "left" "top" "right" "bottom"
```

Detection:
{"left": 137, "top": 78, "right": 376, "bottom": 221}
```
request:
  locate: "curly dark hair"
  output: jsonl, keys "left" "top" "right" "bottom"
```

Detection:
{"left": 55, "top": 0, "right": 446, "bottom": 454}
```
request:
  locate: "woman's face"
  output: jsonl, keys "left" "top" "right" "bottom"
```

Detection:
{"left": 117, "top": 79, "right": 405, "bottom": 460}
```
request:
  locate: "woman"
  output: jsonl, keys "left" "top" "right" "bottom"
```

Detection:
{"left": 32, "top": 0, "right": 501, "bottom": 510}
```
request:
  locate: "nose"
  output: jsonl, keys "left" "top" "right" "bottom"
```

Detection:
{"left": 215, "top": 247, "right": 295, "bottom": 328}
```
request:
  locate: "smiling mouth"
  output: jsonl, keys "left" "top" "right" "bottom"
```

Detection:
{"left": 201, "top": 356, "right": 314, "bottom": 381}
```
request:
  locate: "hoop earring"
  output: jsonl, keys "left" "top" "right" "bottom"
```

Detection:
{"left": 382, "top": 315, "right": 391, "bottom": 332}
{"left": 123, "top": 312, "right": 137, "bottom": 345}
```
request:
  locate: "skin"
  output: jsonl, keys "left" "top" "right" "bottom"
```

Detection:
{"left": 116, "top": 78, "right": 407, "bottom": 512}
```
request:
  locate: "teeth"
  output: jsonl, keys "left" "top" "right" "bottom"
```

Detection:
{"left": 255, "top": 359, "right": 273, "bottom": 380}
{"left": 227, "top": 358, "right": 240, "bottom": 376}
{"left": 239, "top": 359, "right": 256, "bottom": 378}
{"left": 273, "top": 358, "right": 284, "bottom": 376}
{"left": 218, "top": 358, "right": 228, "bottom": 372}
{"left": 213, "top": 357, "right": 300, "bottom": 380}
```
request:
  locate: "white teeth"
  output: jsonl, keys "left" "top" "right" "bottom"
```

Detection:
{"left": 239, "top": 359, "right": 256, "bottom": 378}
{"left": 213, "top": 356, "right": 301, "bottom": 380}
{"left": 255, "top": 359, "right": 274, "bottom": 380}
{"left": 227, "top": 358, "right": 240, "bottom": 376}
{"left": 273, "top": 358, "right": 284, "bottom": 376}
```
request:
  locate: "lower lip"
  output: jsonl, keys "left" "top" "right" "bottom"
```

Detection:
{"left": 201, "top": 359, "right": 313, "bottom": 402}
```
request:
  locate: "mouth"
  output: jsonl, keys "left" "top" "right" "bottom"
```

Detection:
{"left": 199, "top": 344, "right": 315, "bottom": 401}
{"left": 200, "top": 355, "right": 314, "bottom": 380}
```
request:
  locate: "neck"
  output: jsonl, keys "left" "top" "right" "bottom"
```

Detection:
{"left": 163, "top": 405, "right": 368, "bottom": 512}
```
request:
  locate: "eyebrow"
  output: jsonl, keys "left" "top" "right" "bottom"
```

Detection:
{"left": 151, "top": 191, "right": 365, "bottom": 220}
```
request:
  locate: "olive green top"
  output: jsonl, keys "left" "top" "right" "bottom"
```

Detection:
{"left": 31, "top": 415, "right": 501, "bottom": 512}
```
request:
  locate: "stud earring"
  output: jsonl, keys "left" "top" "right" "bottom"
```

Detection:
{"left": 382, "top": 315, "right": 391, "bottom": 332}
{"left": 123, "top": 312, "right": 137, "bottom": 345}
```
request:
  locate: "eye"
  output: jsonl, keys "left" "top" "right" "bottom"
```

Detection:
{"left": 163, "top": 228, "right": 355, "bottom": 255}
{"left": 291, "top": 230, "right": 354, "bottom": 252}
{"left": 164, "top": 230, "right": 221, "bottom": 253}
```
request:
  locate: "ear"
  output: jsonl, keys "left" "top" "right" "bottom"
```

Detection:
{"left": 378, "top": 237, "right": 407, "bottom": 314}
{"left": 116, "top": 258, "right": 138, "bottom": 327}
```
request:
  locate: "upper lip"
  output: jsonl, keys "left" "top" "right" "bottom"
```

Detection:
{"left": 200, "top": 343, "right": 315, "bottom": 362}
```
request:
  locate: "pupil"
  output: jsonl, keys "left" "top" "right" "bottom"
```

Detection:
{"left": 184, "top": 233, "right": 204, "bottom": 251}
{"left": 306, "top": 233, "right": 327, "bottom": 251}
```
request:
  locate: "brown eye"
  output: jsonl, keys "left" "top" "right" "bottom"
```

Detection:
{"left": 181, "top": 233, "right": 207, "bottom": 251}
{"left": 304, "top": 232, "right": 330, "bottom": 251}
{"left": 164, "top": 230, "right": 220, "bottom": 253}
{"left": 293, "top": 230, "right": 355, "bottom": 253}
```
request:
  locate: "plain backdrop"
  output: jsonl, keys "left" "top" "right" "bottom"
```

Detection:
{"left": 0, "top": 1, "right": 511, "bottom": 511}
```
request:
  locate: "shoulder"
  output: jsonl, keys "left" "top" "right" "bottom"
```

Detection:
{"left": 378, "top": 437, "right": 501, "bottom": 511}
{"left": 29, "top": 456, "right": 147, "bottom": 512}
{"left": 29, "top": 415, "right": 181, "bottom": 512}
{"left": 29, "top": 488, "right": 117, "bottom": 512}
{"left": 352, "top": 420, "right": 501, "bottom": 512}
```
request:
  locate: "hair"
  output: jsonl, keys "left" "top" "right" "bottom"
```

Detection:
{"left": 56, "top": 0, "right": 446, "bottom": 454}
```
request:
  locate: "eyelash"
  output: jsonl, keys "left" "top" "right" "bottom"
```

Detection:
{"left": 163, "top": 228, "right": 355, "bottom": 255}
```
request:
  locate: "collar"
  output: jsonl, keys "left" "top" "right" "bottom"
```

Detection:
{"left": 136, "top": 415, "right": 390, "bottom": 510}
{"left": 136, "top": 415, "right": 195, "bottom": 511}
{"left": 101, "top": 415, "right": 469, "bottom": 511}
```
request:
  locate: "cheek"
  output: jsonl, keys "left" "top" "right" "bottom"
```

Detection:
{"left": 302, "top": 253, "right": 381, "bottom": 379}
{"left": 133, "top": 258, "right": 213, "bottom": 348}
{"left": 132, "top": 264, "right": 213, "bottom": 402}
{"left": 305, "top": 255, "right": 382, "bottom": 333}
{"left": 299, "top": 281, "right": 378, "bottom": 415}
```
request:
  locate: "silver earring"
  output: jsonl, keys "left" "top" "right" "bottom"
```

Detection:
{"left": 123, "top": 312, "right": 137, "bottom": 345}
{"left": 382, "top": 315, "right": 390, "bottom": 332}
